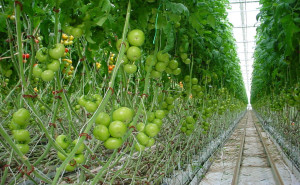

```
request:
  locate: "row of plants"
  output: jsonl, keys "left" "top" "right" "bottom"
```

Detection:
{"left": 0, "top": 0, "right": 247, "bottom": 184}
{"left": 251, "top": 0, "right": 300, "bottom": 166}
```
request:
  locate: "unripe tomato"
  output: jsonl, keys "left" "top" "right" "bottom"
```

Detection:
{"left": 72, "top": 27, "right": 83, "bottom": 38}
{"left": 65, "top": 163, "right": 76, "bottom": 172}
{"left": 145, "top": 123, "right": 159, "bottom": 137}
{"left": 93, "top": 125, "right": 110, "bottom": 141}
{"left": 136, "top": 132, "right": 150, "bottom": 146}
{"left": 151, "top": 70, "right": 162, "bottom": 78}
{"left": 36, "top": 48, "right": 48, "bottom": 62}
{"left": 12, "top": 129, "right": 30, "bottom": 142}
{"left": 153, "top": 119, "right": 163, "bottom": 127}
{"left": 74, "top": 153, "right": 85, "bottom": 164}
{"left": 127, "top": 29, "right": 145, "bottom": 46}
{"left": 124, "top": 64, "right": 137, "bottom": 74}
{"left": 95, "top": 112, "right": 111, "bottom": 126}
{"left": 157, "top": 51, "right": 170, "bottom": 62}
{"left": 49, "top": 43, "right": 65, "bottom": 59}
{"left": 112, "top": 107, "right": 134, "bottom": 124}
{"left": 71, "top": 139, "right": 85, "bottom": 154}
{"left": 146, "top": 138, "right": 155, "bottom": 147}
{"left": 155, "top": 62, "right": 167, "bottom": 72}
{"left": 127, "top": 46, "right": 141, "bottom": 61}
{"left": 33, "top": 65, "right": 43, "bottom": 77}
{"left": 155, "top": 110, "right": 165, "bottom": 119}
{"left": 136, "top": 122, "right": 145, "bottom": 132}
{"left": 165, "top": 97, "right": 174, "bottom": 105}
{"left": 41, "top": 70, "right": 54, "bottom": 82}
{"left": 16, "top": 144, "right": 29, "bottom": 154}
{"left": 109, "top": 121, "right": 127, "bottom": 138}
{"left": 168, "top": 60, "right": 178, "bottom": 69}
{"left": 55, "top": 135, "right": 70, "bottom": 149}
{"left": 173, "top": 68, "right": 181, "bottom": 75}
{"left": 78, "top": 95, "right": 87, "bottom": 107}
{"left": 12, "top": 108, "right": 30, "bottom": 126}
{"left": 146, "top": 55, "right": 157, "bottom": 66}
{"left": 116, "top": 39, "right": 129, "bottom": 52}
{"left": 104, "top": 137, "right": 123, "bottom": 149}
{"left": 47, "top": 60, "right": 60, "bottom": 72}
{"left": 85, "top": 101, "right": 98, "bottom": 113}
{"left": 147, "top": 112, "right": 155, "bottom": 122}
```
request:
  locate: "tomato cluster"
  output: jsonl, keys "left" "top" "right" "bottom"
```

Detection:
{"left": 180, "top": 116, "right": 196, "bottom": 135}
{"left": 61, "top": 33, "right": 74, "bottom": 46}
{"left": 78, "top": 94, "right": 103, "bottom": 113}
{"left": 55, "top": 135, "right": 85, "bottom": 172}
{"left": 133, "top": 109, "right": 166, "bottom": 151}
{"left": 33, "top": 44, "right": 66, "bottom": 82}
{"left": 9, "top": 108, "right": 31, "bottom": 154}
{"left": 93, "top": 107, "right": 134, "bottom": 150}
{"left": 117, "top": 29, "right": 145, "bottom": 74}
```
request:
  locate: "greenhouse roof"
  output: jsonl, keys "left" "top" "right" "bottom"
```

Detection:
{"left": 228, "top": 0, "right": 260, "bottom": 102}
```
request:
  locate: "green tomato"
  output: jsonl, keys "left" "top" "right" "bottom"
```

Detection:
{"left": 168, "top": 60, "right": 178, "bottom": 69}
{"left": 167, "top": 104, "right": 174, "bottom": 110}
{"left": 12, "top": 108, "right": 30, "bottom": 126}
{"left": 112, "top": 107, "right": 134, "bottom": 124}
{"left": 180, "top": 126, "right": 187, "bottom": 132}
{"left": 151, "top": 70, "right": 162, "bottom": 78}
{"left": 146, "top": 138, "right": 155, "bottom": 147}
{"left": 74, "top": 153, "right": 85, "bottom": 164}
{"left": 41, "top": 70, "right": 54, "bottom": 82}
{"left": 147, "top": 112, "right": 155, "bottom": 122}
{"left": 145, "top": 123, "right": 159, "bottom": 137}
{"left": 12, "top": 129, "right": 30, "bottom": 143}
{"left": 186, "top": 123, "right": 195, "bottom": 130}
{"left": 9, "top": 121, "right": 25, "bottom": 130}
{"left": 186, "top": 130, "right": 193, "bottom": 136}
{"left": 65, "top": 163, "right": 76, "bottom": 172}
{"left": 124, "top": 64, "right": 137, "bottom": 74}
{"left": 36, "top": 48, "right": 48, "bottom": 62}
{"left": 55, "top": 135, "right": 70, "bottom": 149}
{"left": 127, "top": 46, "right": 141, "bottom": 61}
{"left": 121, "top": 55, "right": 129, "bottom": 65}
{"left": 16, "top": 144, "right": 29, "bottom": 154}
{"left": 49, "top": 43, "right": 65, "bottom": 59}
{"left": 109, "top": 121, "right": 127, "bottom": 138}
{"left": 116, "top": 39, "right": 129, "bottom": 52}
{"left": 173, "top": 68, "right": 181, "bottom": 75}
{"left": 57, "top": 151, "right": 68, "bottom": 161}
{"left": 161, "top": 101, "right": 168, "bottom": 109}
{"left": 166, "top": 97, "right": 174, "bottom": 105}
{"left": 85, "top": 101, "right": 98, "bottom": 113}
{"left": 78, "top": 95, "right": 87, "bottom": 107}
{"left": 184, "top": 75, "right": 190, "bottom": 82}
{"left": 146, "top": 55, "right": 157, "bottom": 66}
{"left": 153, "top": 119, "right": 163, "bottom": 127}
{"left": 155, "top": 62, "right": 167, "bottom": 72}
{"left": 71, "top": 27, "right": 83, "bottom": 38}
{"left": 191, "top": 78, "right": 198, "bottom": 85}
{"left": 184, "top": 58, "right": 191, "bottom": 64}
{"left": 95, "top": 112, "right": 111, "bottom": 126}
{"left": 180, "top": 53, "right": 187, "bottom": 60}
{"left": 136, "top": 132, "right": 150, "bottom": 146}
{"left": 157, "top": 51, "right": 170, "bottom": 62}
{"left": 64, "top": 26, "right": 74, "bottom": 35}
{"left": 136, "top": 122, "right": 145, "bottom": 132}
{"left": 155, "top": 110, "right": 165, "bottom": 119}
{"left": 93, "top": 125, "right": 110, "bottom": 141}
{"left": 127, "top": 29, "right": 145, "bottom": 46}
{"left": 71, "top": 139, "right": 85, "bottom": 154}
{"left": 104, "top": 137, "right": 123, "bottom": 150}
{"left": 186, "top": 116, "right": 195, "bottom": 124}
{"left": 33, "top": 65, "right": 43, "bottom": 77}
{"left": 134, "top": 142, "right": 145, "bottom": 151}
{"left": 47, "top": 60, "right": 60, "bottom": 72}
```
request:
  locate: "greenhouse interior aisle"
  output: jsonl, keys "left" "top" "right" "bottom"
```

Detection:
{"left": 198, "top": 111, "right": 300, "bottom": 185}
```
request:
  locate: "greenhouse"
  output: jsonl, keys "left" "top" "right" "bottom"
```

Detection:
{"left": 0, "top": 0, "right": 299, "bottom": 184}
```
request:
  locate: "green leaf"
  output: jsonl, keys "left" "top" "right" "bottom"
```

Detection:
{"left": 162, "top": 22, "right": 174, "bottom": 53}
{"left": 166, "top": 2, "right": 189, "bottom": 16}
{"left": 207, "top": 15, "right": 216, "bottom": 28}
{"left": 96, "top": 15, "right": 108, "bottom": 26}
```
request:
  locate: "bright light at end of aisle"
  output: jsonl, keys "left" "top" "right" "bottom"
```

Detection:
{"left": 227, "top": 0, "right": 260, "bottom": 103}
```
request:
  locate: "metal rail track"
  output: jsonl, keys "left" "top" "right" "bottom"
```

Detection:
{"left": 231, "top": 113, "right": 284, "bottom": 185}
